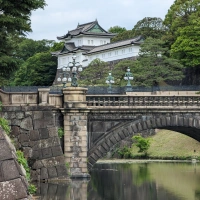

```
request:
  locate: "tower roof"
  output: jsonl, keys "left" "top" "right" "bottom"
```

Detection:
{"left": 57, "top": 20, "right": 116, "bottom": 40}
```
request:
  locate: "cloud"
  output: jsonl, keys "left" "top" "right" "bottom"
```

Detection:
{"left": 28, "top": 0, "right": 175, "bottom": 40}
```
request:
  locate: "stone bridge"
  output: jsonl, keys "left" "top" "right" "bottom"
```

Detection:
{"left": 1, "top": 87, "right": 200, "bottom": 178}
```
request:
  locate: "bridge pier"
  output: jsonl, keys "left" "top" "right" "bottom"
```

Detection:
{"left": 61, "top": 87, "right": 90, "bottom": 178}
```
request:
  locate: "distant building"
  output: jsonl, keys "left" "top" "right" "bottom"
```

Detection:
{"left": 52, "top": 20, "right": 143, "bottom": 84}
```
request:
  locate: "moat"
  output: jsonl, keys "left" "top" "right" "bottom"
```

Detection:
{"left": 36, "top": 161, "right": 200, "bottom": 200}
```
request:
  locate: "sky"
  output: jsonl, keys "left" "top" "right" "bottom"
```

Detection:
{"left": 28, "top": 0, "right": 175, "bottom": 41}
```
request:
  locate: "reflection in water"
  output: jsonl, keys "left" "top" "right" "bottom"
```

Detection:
{"left": 35, "top": 162, "right": 200, "bottom": 200}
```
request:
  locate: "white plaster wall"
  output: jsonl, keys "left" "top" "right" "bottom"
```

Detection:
{"left": 66, "top": 36, "right": 110, "bottom": 47}
{"left": 58, "top": 45, "right": 140, "bottom": 68}
{"left": 83, "top": 45, "right": 140, "bottom": 67}
{"left": 57, "top": 52, "right": 83, "bottom": 69}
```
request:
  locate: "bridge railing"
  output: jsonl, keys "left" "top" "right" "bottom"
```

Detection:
{"left": 86, "top": 95, "right": 200, "bottom": 107}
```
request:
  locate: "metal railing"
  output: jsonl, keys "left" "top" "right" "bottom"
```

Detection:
{"left": 1, "top": 85, "right": 200, "bottom": 94}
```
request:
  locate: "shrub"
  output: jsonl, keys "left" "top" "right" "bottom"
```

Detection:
{"left": 0, "top": 117, "right": 10, "bottom": 135}
{"left": 58, "top": 127, "right": 64, "bottom": 138}
{"left": 117, "top": 146, "right": 132, "bottom": 159}
{"left": 132, "top": 135, "right": 150, "bottom": 156}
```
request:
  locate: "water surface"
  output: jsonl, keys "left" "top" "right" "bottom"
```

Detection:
{"left": 36, "top": 162, "right": 200, "bottom": 200}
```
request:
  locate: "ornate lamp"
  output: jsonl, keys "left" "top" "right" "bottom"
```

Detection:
{"left": 57, "top": 55, "right": 83, "bottom": 87}
{"left": 124, "top": 67, "right": 133, "bottom": 92}
{"left": 106, "top": 72, "right": 114, "bottom": 93}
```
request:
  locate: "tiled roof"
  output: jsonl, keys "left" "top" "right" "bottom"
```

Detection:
{"left": 57, "top": 20, "right": 115, "bottom": 40}
{"left": 85, "top": 36, "right": 144, "bottom": 54}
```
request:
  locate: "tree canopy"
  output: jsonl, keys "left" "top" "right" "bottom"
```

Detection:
{"left": 14, "top": 52, "right": 57, "bottom": 86}
{"left": 0, "top": 0, "right": 46, "bottom": 84}
{"left": 132, "top": 37, "right": 184, "bottom": 87}
{"left": 132, "top": 17, "right": 167, "bottom": 39}
{"left": 108, "top": 26, "right": 127, "bottom": 34}
{"left": 170, "top": 15, "right": 200, "bottom": 67}
{"left": 79, "top": 58, "right": 109, "bottom": 86}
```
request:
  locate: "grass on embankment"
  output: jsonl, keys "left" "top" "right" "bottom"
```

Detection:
{"left": 131, "top": 130, "right": 200, "bottom": 160}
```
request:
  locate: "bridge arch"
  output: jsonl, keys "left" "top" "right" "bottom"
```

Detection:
{"left": 87, "top": 113, "right": 200, "bottom": 170}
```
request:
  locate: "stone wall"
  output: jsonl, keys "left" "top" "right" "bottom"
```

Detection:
{"left": 0, "top": 106, "right": 68, "bottom": 181}
{"left": 0, "top": 127, "right": 30, "bottom": 200}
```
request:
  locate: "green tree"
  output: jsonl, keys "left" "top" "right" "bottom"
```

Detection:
{"left": 132, "top": 37, "right": 184, "bottom": 87}
{"left": 79, "top": 58, "right": 109, "bottom": 86}
{"left": 17, "top": 38, "right": 54, "bottom": 61}
{"left": 132, "top": 17, "right": 167, "bottom": 39}
{"left": 163, "top": 0, "right": 199, "bottom": 47}
{"left": 170, "top": 16, "right": 200, "bottom": 67}
{"left": 108, "top": 26, "right": 127, "bottom": 34}
{"left": 14, "top": 52, "right": 57, "bottom": 86}
{"left": 112, "top": 60, "right": 136, "bottom": 86}
{"left": 111, "top": 30, "right": 135, "bottom": 43}
{"left": 132, "top": 135, "right": 150, "bottom": 155}
{"left": 0, "top": 0, "right": 46, "bottom": 84}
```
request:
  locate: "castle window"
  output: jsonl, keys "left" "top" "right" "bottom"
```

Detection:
{"left": 115, "top": 51, "right": 118, "bottom": 55}
{"left": 91, "top": 40, "right": 93, "bottom": 45}
{"left": 88, "top": 40, "right": 90, "bottom": 44}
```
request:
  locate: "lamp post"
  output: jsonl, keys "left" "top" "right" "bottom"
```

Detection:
{"left": 57, "top": 55, "right": 83, "bottom": 87}
{"left": 106, "top": 72, "right": 114, "bottom": 93}
{"left": 124, "top": 67, "right": 133, "bottom": 92}
{"left": 57, "top": 67, "right": 68, "bottom": 88}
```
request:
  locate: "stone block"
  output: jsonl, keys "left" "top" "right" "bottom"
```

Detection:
{"left": 10, "top": 126, "right": 20, "bottom": 137}
{"left": 30, "top": 170, "right": 38, "bottom": 181}
{"left": 51, "top": 137, "right": 60, "bottom": 146}
{"left": 33, "top": 111, "right": 43, "bottom": 119}
{"left": 47, "top": 166, "right": 57, "bottom": 178}
{"left": 32, "top": 160, "right": 44, "bottom": 170}
{"left": 40, "top": 167, "right": 48, "bottom": 180}
{"left": 18, "top": 133, "right": 29, "bottom": 143}
{"left": 20, "top": 116, "right": 33, "bottom": 130}
{"left": 32, "top": 149, "right": 42, "bottom": 160}
{"left": 11, "top": 119, "right": 21, "bottom": 126}
{"left": 52, "top": 145, "right": 63, "bottom": 157}
{"left": 56, "top": 165, "right": 68, "bottom": 177}
{"left": 48, "top": 127, "right": 58, "bottom": 137}
{"left": 29, "top": 130, "right": 40, "bottom": 141}
{"left": 0, "top": 128, "right": 4, "bottom": 140}
{"left": 0, "top": 140, "right": 13, "bottom": 161}
{"left": 16, "top": 112, "right": 25, "bottom": 119}
{"left": 42, "top": 148, "right": 52, "bottom": 159}
{"left": 33, "top": 119, "right": 46, "bottom": 129}
{"left": 1, "top": 160, "right": 20, "bottom": 181}
{"left": 0, "top": 178, "right": 28, "bottom": 200}
{"left": 39, "top": 128, "right": 49, "bottom": 139}
{"left": 44, "top": 111, "right": 53, "bottom": 120}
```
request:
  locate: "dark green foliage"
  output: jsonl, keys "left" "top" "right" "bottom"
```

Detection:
{"left": 0, "top": 0, "right": 46, "bottom": 84}
{"left": 163, "top": 0, "right": 200, "bottom": 53}
{"left": 79, "top": 58, "right": 109, "bottom": 86}
{"left": 108, "top": 26, "right": 127, "bottom": 34}
{"left": 111, "top": 30, "right": 135, "bottom": 43}
{"left": 16, "top": 38, "right": 54, "bottom": 61}
{"left": 58, "top": 127, "right": 64, "bottom": 139}
{"left": 132, "top": 37, "right": 184, "bottom": 87}
{"left": 112, "top": 60, "right": 136, "bottom": 86}
{"left": 132, "top": 17, "right": 167, "bottom": 39}
{"left": 117, "top": 146, "right": 132, "bottom": 159}
{"left": 170, "top": 14, "right": 200, "bottom": 67}
{"left": 14, "top": 52, "right": 57, "bottom": 86}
